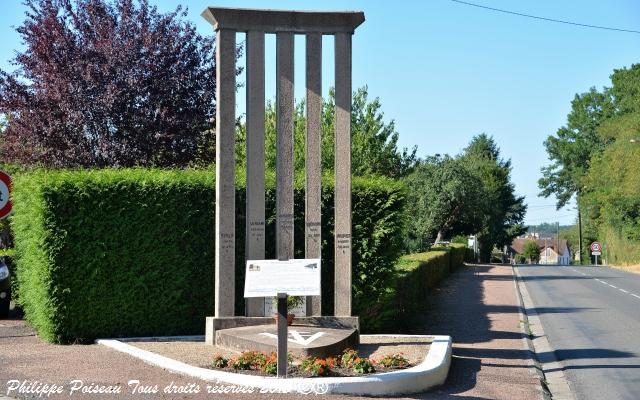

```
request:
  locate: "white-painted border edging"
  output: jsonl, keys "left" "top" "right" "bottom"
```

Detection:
{"left": 96, "top": 334, "right": 452, "bottom": 396}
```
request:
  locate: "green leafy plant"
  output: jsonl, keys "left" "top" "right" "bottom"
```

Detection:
{"left": 261, "top": 353, "right": 278, "bottom": 375}
{"left": 300, "top": 357, "right": 335, "bottom": 377}
{"left": 212, "top": 355, "right": 228, "bottom": 368}
{"left": 229, "top": 351, "right": 266, "bottom": 371}
{"left": 352, "top": 357, "right": 376, "bottom": 374}
{"left": 271, "top": 295, "right": 304, "bottom": 311}
{"left": 340, "top": 348, "right": 359, "bottom": 368}
{"left": 377, "top": 353, "right": 409, "bottom": 368}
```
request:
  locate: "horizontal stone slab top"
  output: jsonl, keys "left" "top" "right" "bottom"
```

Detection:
{"left": 202, "top": 7, "right": 365, "bottom": 33}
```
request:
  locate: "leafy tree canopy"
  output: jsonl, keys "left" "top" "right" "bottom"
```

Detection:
{"left": 522, "top": 240, "right": 540, "bottom": 263}
{"left": 403, "top": 154, "right": 485, "bottom": 252}
{"left": 461, "top": 134, "right": 527, "bottom": 261}
{"left": 235, "top": 86, "right": 418, "bottom": 179}
{"left": 539, "top": 64, "right": 640, "bottom": 208}
{"left": 403, "top": 134, "right": 525, "bottom": 256}
{"left": 0, "top": 0, "right": 222, "bottom": 167}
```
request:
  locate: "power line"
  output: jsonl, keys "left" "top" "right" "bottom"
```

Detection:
{"left": 450, "top": 0, "right": 640, "bottom": 34}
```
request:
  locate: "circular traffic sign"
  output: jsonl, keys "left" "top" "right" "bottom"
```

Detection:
{"left": 590, "top": 241, "right": 601, "bottom": 252}
{"left": 0, "top": 171, "right": 12, "bottom": 219}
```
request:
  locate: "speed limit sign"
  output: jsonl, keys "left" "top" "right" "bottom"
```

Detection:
{"left": 590, "top": 242, "right": 602, "bottom": 255}
{"left": 0, "top": 171, "right": 12, "bottom": 219}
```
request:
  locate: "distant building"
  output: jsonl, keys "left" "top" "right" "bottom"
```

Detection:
{"left": 509, "top": 237, "right": 571, "bottom": 265}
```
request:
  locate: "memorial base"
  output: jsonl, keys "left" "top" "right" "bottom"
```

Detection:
{"left": 205, "top": 316, "right": 359, "bottom": 346}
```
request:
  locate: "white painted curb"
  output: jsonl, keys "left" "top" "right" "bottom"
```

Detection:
{"left": 96, "top": 334, "right": 452, "bottom": 396}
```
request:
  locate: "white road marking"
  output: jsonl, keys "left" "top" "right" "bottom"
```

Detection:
{"left": 260, "top": 330, "right": 325, "bottom": 346}
{"left": 564, "top": 267, "right": 640, "bottom": 302}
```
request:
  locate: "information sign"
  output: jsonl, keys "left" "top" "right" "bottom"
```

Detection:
{"left": 244, "top": 259, "right": 321, "bottom": 298}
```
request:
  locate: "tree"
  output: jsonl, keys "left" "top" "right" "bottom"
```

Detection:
{"left": 609, "top": 64, "right": 640, "bottom": 115}
{"left": 522, "top": 240, "right": 540, "bottom": 264}
{"left": 0, "top": 0, "right": 223, "bottom": 167}
{"left": 538, "top": 88, "right": 615, "bottom": 207}
{"left": 538, "top": 64, "right": 640, "bottom": 263}
{"left": 581, "top": 111, "right": 640, "bottom": 263}
{"left": 462, "top": 134, "right": 527, "bottom": 262}
{"left": 404, "top": 155, "right": 484, "bottom": 252}
{"left": 236, "top": 86, "right": 418, "bottom": 178}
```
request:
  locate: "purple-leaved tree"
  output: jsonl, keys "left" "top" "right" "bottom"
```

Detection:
{"left": 0, "top": 0, "right": 229, "bottom": 167}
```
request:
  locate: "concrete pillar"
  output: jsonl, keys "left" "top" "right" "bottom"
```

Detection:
{"left": 334, "top": 32, "right": 352, "bottom": 317}
{"left": 276, "top": 32, "right": 295, "bottom": 262}
{"left": 215, "top": 28, "right": 236, "bottom": 317}
{"left": 305, "top": 33, "right": 322, "bottom": 316}
{"left": 245, "top": 30, "right": 266, "bottom": 317}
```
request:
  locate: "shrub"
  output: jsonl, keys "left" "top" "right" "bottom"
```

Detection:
{"left": 374, "top": 244, "right": 468, "bottom": 331}
{"left": 11, "top": 169, "right": 405, "bottom": 342}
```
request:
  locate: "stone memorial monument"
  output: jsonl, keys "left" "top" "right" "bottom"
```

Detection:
{"left": 203, "top": 6, "right": 364, "bottom": 351}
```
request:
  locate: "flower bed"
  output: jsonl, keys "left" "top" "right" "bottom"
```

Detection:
{"left": 208, "top": 348, "right": 412, "bottom": 378}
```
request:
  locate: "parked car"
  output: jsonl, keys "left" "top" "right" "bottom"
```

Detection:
{"left": 0, "top": 256, "right": 11, "bottom": 318}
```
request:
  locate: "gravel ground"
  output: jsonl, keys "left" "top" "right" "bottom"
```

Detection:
{"left": 130, "top": 335, "right": 431, "bottom": 370}
{"left": 0, "top": 265, "right": 542, "bottom": 399}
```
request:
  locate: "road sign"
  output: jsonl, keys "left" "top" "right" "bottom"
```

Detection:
{"left": 590, "top": 241, "right": 602, "bottom": 266}
{"left": 0, "top": 171, "right": 12, "bottom": 220}
{"left": 244, "top": 258, "right": 321, "bottom": 298}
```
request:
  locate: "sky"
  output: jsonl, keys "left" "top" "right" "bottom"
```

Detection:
{"left": 1, "top": 0, "right": 639, "bottom": 226}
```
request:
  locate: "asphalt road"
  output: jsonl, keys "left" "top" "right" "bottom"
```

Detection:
{"left": 517, "top": 265, "right": 640, "bottom": 400}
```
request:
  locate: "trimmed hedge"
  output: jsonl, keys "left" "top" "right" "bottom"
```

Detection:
{"left": 366, "top": 243, "right": 466, "bottom": 332}
{"left": 11, "top": 169, "right": 405, "bottom": 343}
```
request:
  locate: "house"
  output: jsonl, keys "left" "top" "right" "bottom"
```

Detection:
{"left": 539, "top": 240, "right": 571, "bottom": 265}
{"left": 509, "top": 237, "right": 571, "bottom": 265}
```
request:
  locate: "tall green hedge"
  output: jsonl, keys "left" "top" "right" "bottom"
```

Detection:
{"left": 366, "top": 243, "right": 466, "bottom": 332}
{"left": 11, "top": 169, "right": 405, "bottom": 343}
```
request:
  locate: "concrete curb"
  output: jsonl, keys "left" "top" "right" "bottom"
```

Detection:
{"left": 513, "top": 266, "right": 575, "bottom": 400}
{"left": 96, "top": 334, "right": 452, "bottom": 396}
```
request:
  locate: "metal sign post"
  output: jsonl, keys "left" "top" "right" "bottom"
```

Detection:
{"left": 276, "top": 292, "right": 288, "bottom": 378}
{"left": 244, "top": 259, "right": 321, "bottom": 379}
{"left": 590, "top": 242, "right": 602, "bottom": 266}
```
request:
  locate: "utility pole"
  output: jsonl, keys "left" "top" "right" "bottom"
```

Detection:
{"left": 578, "top": 196, "right": 583, "bottom": 265}
{"left": 557, "top": 221, "right": 560, "bottom": 265}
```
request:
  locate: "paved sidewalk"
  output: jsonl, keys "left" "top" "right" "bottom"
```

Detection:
{"left": 0, "top": 265, "right": 542, "bottom": 399}
{"left": 412, "top": 264, "right": 544, "bottom": 400}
